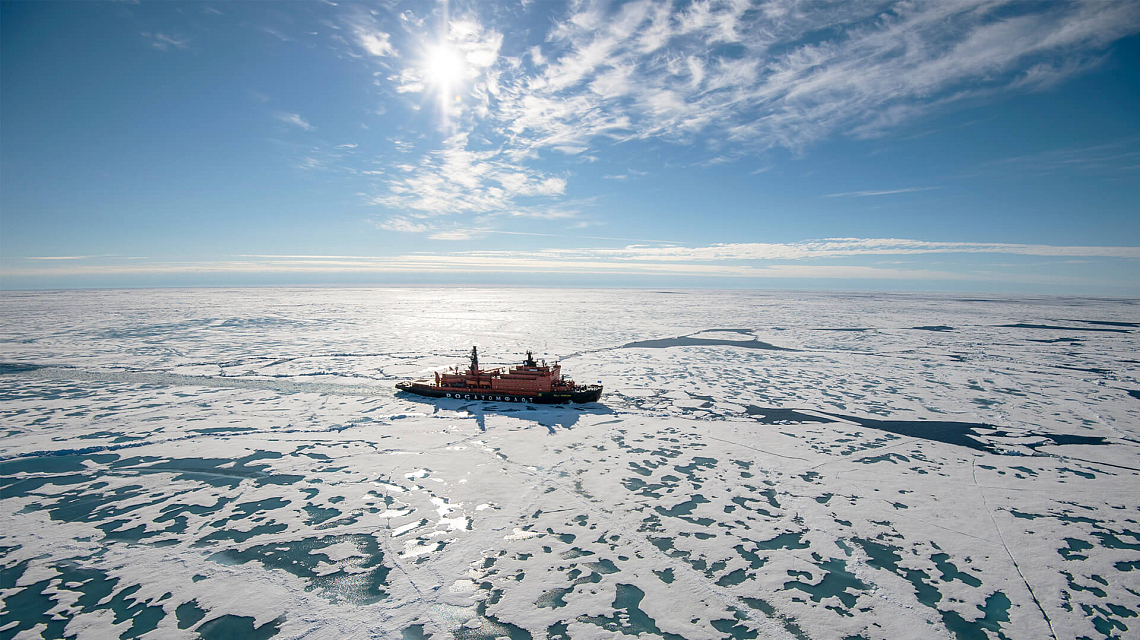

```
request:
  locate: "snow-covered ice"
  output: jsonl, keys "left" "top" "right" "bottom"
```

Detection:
{"left": 1, "top": 288, "right": 1138, "bottom": 639}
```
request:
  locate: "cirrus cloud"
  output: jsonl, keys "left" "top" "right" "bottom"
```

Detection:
{"left": 359, "top": 0, "right": 1140, "bottom": 230}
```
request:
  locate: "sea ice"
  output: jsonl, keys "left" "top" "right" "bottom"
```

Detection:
{"left": 1, "top": 288, "right": 1138, "bottom": 639}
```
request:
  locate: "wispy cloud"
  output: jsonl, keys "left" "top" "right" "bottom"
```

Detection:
{"left": 259, "top": 26, "right": 292, "bottom": 42}
{"left": 502, "top": 238, "right": 1140, "bottom": 262}
{"left": 7, "top": 239, "right": 1134, "bottom": 290}
{"left": 373, "top": 216, "right": 429, "bottom": 233}
{"left": 0, "top": 258, "right": 980, "bottom": 281}
{"left": 370, "top": 132, "right": 572, "bottom": 223}
{"left": 24, "top": 254, "right": 148, "bottom": 261}
{"left": 350, "top": 0, "right": 1140, "bottom": 232}
{"left": 343, "top": 9, "right": 396, "bottom": 57}
{"left": 825, "top": 187, "right": 941, "bottom": 198}
{"left": 27, "top": 255, "right": 116, "bottom": 261}
{"left": 429, "top": 228, "right": 490, "bottom": 241}
{"left": 273, "top": 112, "right": 314, "bottom": 131}
{"left": 983, "top": 136, "right": 1140, "bottom": 176}
{"left": 357, "top": 30, "right": 395, "bottom": 57}
{"left": 141, "top": 32, "right": 189, "bottom": 51}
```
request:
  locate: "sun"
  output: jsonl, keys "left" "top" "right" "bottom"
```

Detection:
{"left": 424, "top": 44, "right": 466, "bottom": 91}
{"left": 420, "top": 41, "right": 469, "bottom": 128}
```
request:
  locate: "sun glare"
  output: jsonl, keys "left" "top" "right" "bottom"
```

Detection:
{"left": 424, "top": 44, "right": 465, "bottom": 90}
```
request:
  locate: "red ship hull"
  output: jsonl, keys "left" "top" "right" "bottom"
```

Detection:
{"left": 396, "top": 381, "right": 603, "bottom": 404}
{"left": 396, "top": 347, "right": 603, "bottom": 404}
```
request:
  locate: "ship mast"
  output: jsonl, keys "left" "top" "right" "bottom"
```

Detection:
{"left": 469, "top": 346, "right": 479, "bottom": 374}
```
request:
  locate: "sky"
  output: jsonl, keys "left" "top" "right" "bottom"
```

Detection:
{"left": 2, "top": 0, "right": 1139, "bottom": 294}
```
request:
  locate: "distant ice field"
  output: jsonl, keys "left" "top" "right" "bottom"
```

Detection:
{"left": 1, "top": 288, "right": 1138, "bottom": 639}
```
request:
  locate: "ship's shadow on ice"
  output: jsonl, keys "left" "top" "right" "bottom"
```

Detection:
{"left": 396, "top": 392, "right": 613, "bottom": 433}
